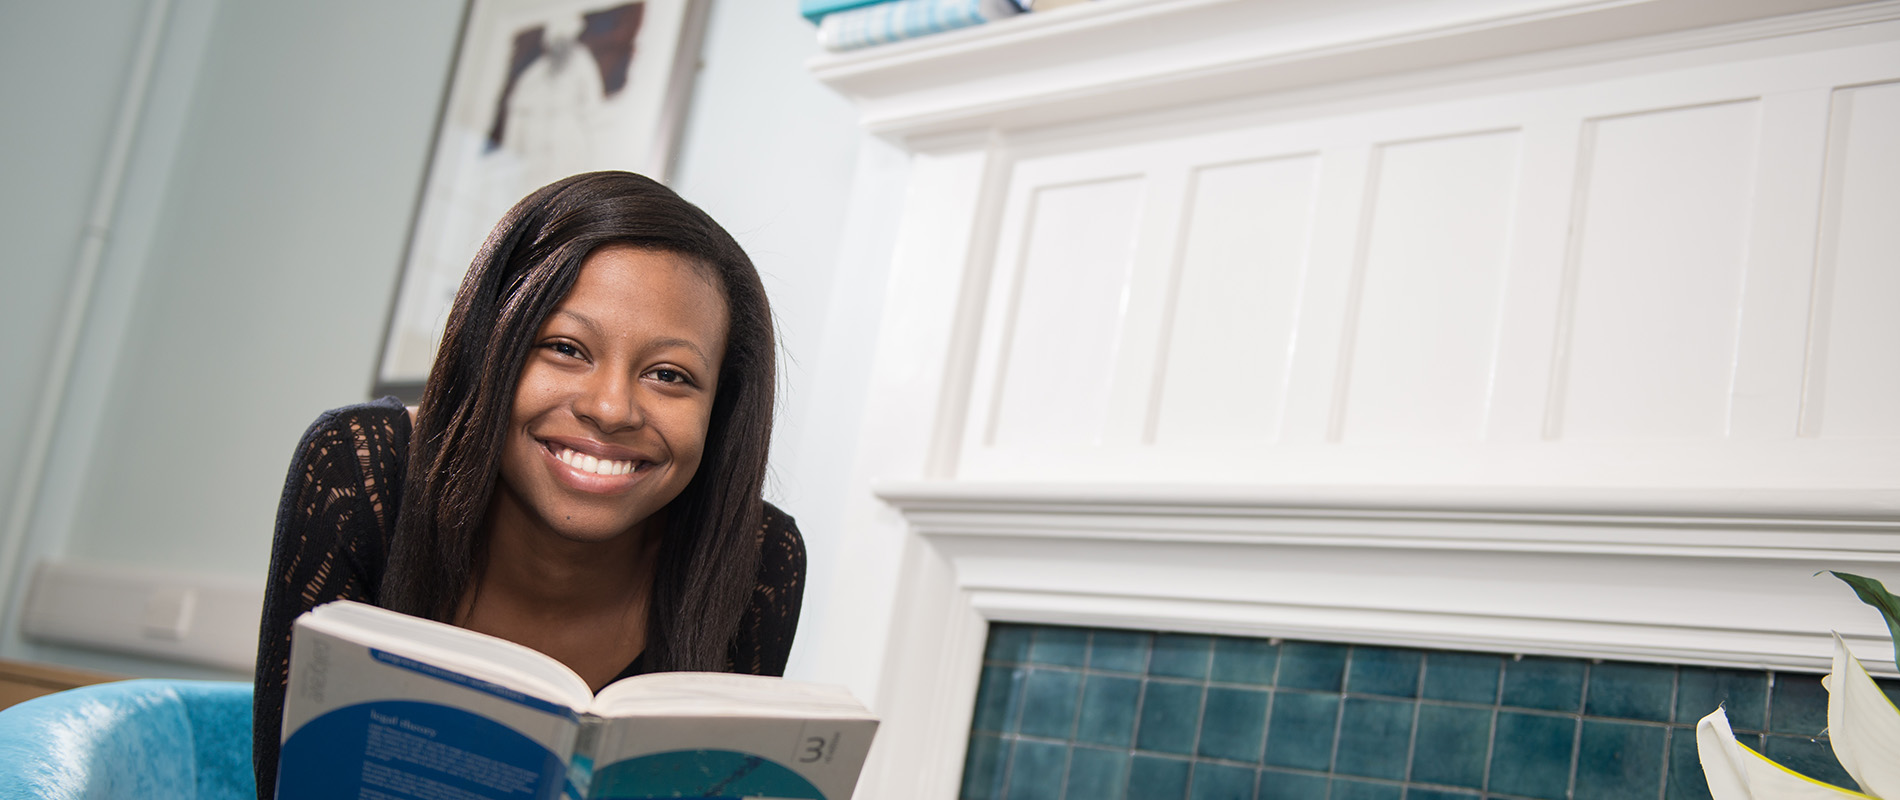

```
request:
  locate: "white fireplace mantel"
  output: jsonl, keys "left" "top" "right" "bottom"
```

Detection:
{"left": 806, "top": 2, "right": 1900, "bottom": 797}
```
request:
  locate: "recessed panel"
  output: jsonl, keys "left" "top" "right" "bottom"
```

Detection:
{"left": 1559, "top": 102, "right": 1760, "bottom": 441}
{"left": 1154, "top": 156, "right": 1318, "bottom": 445}
{"left": 1809, "top": 82, "right": 1900, "bottom": 439}
{"left": 991, "top": 177, "right": 1145, "bottom": 447}
{"left": 1341, "top": 131, "right": 1520, "bottom": 443}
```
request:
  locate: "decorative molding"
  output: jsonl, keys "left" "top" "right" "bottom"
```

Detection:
{"left": 810, "top": 0, "right": 1898, "bottom": 138}
{"left": 879, "top": 481, "right": 1900, "bottom": 670}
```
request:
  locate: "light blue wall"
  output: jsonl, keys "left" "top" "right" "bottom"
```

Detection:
{"left": 0, "top": 0, "right": 878, "bottom": 680}
{"left": 0, "top": 0, "right": 153, "bottom": 608}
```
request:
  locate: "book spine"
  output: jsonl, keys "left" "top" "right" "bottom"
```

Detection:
{"left": 816, "top": 0, "right": 1022, "bottom": 52}
{"left": 800, "top": 0, "right": 890, "bottom": 25}
{"left": 564, "top": 715, "right": 606, "bottom": 800}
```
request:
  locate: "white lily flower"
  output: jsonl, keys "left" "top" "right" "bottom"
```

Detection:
{"left": 1825, "top": 633, "right": 1900, "bottom": 799}
{"left": 1698, "top": 634, "right": 1898, "bottom": 800}
{"left": 1697, "top": 705, "right": 1874, "bottom": 799}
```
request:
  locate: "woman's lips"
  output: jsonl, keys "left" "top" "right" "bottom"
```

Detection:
{"left": 539, "top": 439, "right": 651, "bottom": 492}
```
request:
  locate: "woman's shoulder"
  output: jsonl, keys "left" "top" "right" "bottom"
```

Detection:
{"left": 758, "top": 501, "right": 804, "bottom": 548}
{"left": 294, "top": 396, "right": 410, "bottom": 452}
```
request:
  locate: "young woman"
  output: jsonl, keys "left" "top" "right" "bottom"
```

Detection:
{"left": 251, "top": 172, "right": 804, "bottom": 799}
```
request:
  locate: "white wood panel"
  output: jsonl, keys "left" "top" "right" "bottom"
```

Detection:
{"left": 988, "top": 177, "right": 1145, "bottom": 447}
{"left": 1805, "top": 80, "right": 1900, "bottom": 439}
{"left": 1152, "top": 155, "right": 1319, "bottom": 445}
{"left": 1339, "top": 131, "right": 1521, "bottom": 443}
{"left": 1728, "top": 90, "right": 1833, "bottom": 439}
{"left": 1554, "top": 101, "right": 1762, "bottom": 441}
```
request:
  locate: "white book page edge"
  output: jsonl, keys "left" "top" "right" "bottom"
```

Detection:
{"left": 303, "top": 600, "right": 593, "bottom": 711}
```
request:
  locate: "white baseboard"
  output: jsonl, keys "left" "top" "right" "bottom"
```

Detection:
{"left": 19, "top": 560, "right": 261, "bottom": 672}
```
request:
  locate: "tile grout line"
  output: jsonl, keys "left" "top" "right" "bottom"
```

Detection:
{"left": 1483, "top": 655, "right": 1507, "bottom": 797}
{"left": 1185, "top": 636, "right": 1214, "bottom": 799}
{"left": 1569, "top": 661, "right": 1591, "bottom": 800}
{"left": 1658, "top": 665, "right": 1680, "bottom": 800}
{"left": 1404, "top": 654, "right": 1425, "bottom": 795}
{"left": 1055, "top": 630, "right": 1090, "bottom": 800}
{"left": 1328, "top": 645, "right": 1357, "bottom": 800}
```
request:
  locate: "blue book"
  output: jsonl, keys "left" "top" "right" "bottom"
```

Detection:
{"left": 816, "top": 0, "right": 1025, "bottom": 52}
{"left": 277, "top": 601, "right": 878, "bottom": 800}
{"left": 800, "top": 0, "right": 891, "bottom": 24}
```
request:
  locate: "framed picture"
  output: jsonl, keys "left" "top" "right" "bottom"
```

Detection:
{"left": 374, "top": 0, "right": 710, "bottom": 398}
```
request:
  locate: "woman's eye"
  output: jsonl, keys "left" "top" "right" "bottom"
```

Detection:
{"left": 546, "top": 342, "right": 582, "bottom": 359}
{"left": 650, "top": 368, "right": 688, "bottom": 384}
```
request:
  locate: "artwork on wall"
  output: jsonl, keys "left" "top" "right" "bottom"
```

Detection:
{"left": 375, "top": 0, "right": 709, "bottom": 396}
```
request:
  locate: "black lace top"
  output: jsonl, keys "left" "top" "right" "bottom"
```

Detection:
{"left": 251, "top": 397, "right": 805, "bottom": 799}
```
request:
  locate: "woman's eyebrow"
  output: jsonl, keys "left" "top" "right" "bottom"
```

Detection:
{"left": 650, "top": 337, "right": 712, "bottom": 366}
{"left": 552, "top": 309, "right": 605, "bottom": 337}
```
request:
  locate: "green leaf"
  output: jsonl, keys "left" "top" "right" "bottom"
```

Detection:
{"left": 1829, "top": 571, "right": 1900, "bottom": 666}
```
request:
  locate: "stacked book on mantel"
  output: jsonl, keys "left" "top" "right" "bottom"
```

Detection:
{"left": 804, "top": 0, "right": 1084, "bottom": 52}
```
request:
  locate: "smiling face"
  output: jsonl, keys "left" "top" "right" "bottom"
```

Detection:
{"left": 488, "top": 245, "right": 729, "bottom": 546}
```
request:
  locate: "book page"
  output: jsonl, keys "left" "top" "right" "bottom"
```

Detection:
{"left": 280, "top": 611, "right": 586, "bottom": 800}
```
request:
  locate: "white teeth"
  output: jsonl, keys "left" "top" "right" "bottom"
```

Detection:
{"left": 553, "top": 446, "right": 636, "bottom": 476}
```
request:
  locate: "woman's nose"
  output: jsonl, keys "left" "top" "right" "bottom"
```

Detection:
{"left": 576, "top": 370, "right": 643, "bottom": 431}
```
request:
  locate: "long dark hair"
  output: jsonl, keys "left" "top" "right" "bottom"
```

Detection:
{"left": 380, "top": 171, "right": 773, "bottom": 672}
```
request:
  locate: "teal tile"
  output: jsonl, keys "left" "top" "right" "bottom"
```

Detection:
{"left": 1066, "top": 747, "right": 1130, "bottom": 800}
{"left": 1019, "top": 668, "right": 1083, "bottom": 739}
{"left": 972, "top": 665, "right": 1025, "bottom": 733}
{"left": 1139, "top": 680, "right": 1207, "bottom": 756}
{"left": 1761, "top": 735, "right": 1859, "bottom": 792}
{"left": 1488, "top": 711, "right": 1576, "bottom": 800}
{"left": 1129, "top": 755, "right": 1191, "bottom": 800}
{"left": 1348, "top": 647, "right": 1422, "bottom": 698}
{"left": 1586, "top": 661, "right": 1675, "bottom": 722}
{"left": 1666, "top": 726, "right": 1713, "bottom": 800}
{"left": 1212, "top": 637, "right": 1279, "bottom": 685}
{"left": 1258, "top": 769, "right": 1327, "bottom": 800}
{"left": 1500, "top": 656, "right": 1585, "bottom": 713}
{"left": 1334, "top": 697, "right": 1413, "bottom": 781}
{"left": 1198, "top": 687, "right": 1269, "bottom": 762}
{"left": 1264, "top": 692, "right": 1339, "bottom": 771}
{"left": 1676, "top": 668, "right": 1767, "bottom": 730}
{"left": 1330, "top": 778, "right": 1401, "bottom": 800}
{"left": 960, "top": 733, "right": 1006, "bottom": 800}
{"left": 1190, "top": 762, "right": 1256, "bottom": 800}
{"left": 1030, "top": 627, "right": 1089, "bottom": 668}
{"left": 1409, "top": 703, "right": 1489, "bottom": 789}
{"left": 1768, "top": 673, "right": 1829, "bottom": 735}
{"left": 1077, "top": 674, "right": 1142, "bottom": 748}
{"left": 1422, "top": 652, "right": 1500, "bottom": 705}
{"left": 1152, "top": 634, "right": 1216, "bottom": 679}
{"left": 1574, "top": 720, "right": 1665, "bottom": 800}
{"left": 1278, "top": 643, "right": 1348, "bottom": 691}
{"left": 1005, "top": 739, "right": 1067, "bottom": 800}
{"left": 986, "top": 624, "right": 1031, "bottom": 663}
{"left": 1092, "top": 630, "right": 1154, "bottom": 674}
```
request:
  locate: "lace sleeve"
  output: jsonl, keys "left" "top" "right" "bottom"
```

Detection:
{"left": 729, "top": 502, "right": 807, "bottom": 676}
{"left": 252, "top": 399, "right": 407, "bottom": 800}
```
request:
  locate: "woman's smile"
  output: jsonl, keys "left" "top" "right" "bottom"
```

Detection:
{"left": 537, "top": 435, "right": 654, "bottom": 490}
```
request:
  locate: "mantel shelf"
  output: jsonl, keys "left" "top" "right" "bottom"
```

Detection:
{"left": 808, "top": 0, "right": 1890, "bottom": 139}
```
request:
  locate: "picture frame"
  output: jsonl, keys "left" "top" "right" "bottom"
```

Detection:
{"left": 373, "top": 0, "right": 710, "bottom": 399}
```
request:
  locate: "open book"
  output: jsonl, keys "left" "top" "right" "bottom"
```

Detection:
{"left": 277, "top": 600, "right": 877, "bottom": 800}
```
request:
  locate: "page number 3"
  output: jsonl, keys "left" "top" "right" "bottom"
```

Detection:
{"left": 799, "top": 733, "right": 839, "bottom": 764}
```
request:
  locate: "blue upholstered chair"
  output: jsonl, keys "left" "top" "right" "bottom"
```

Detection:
{"left": 0, "top": 679, "right": 254, "bottom": 800}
